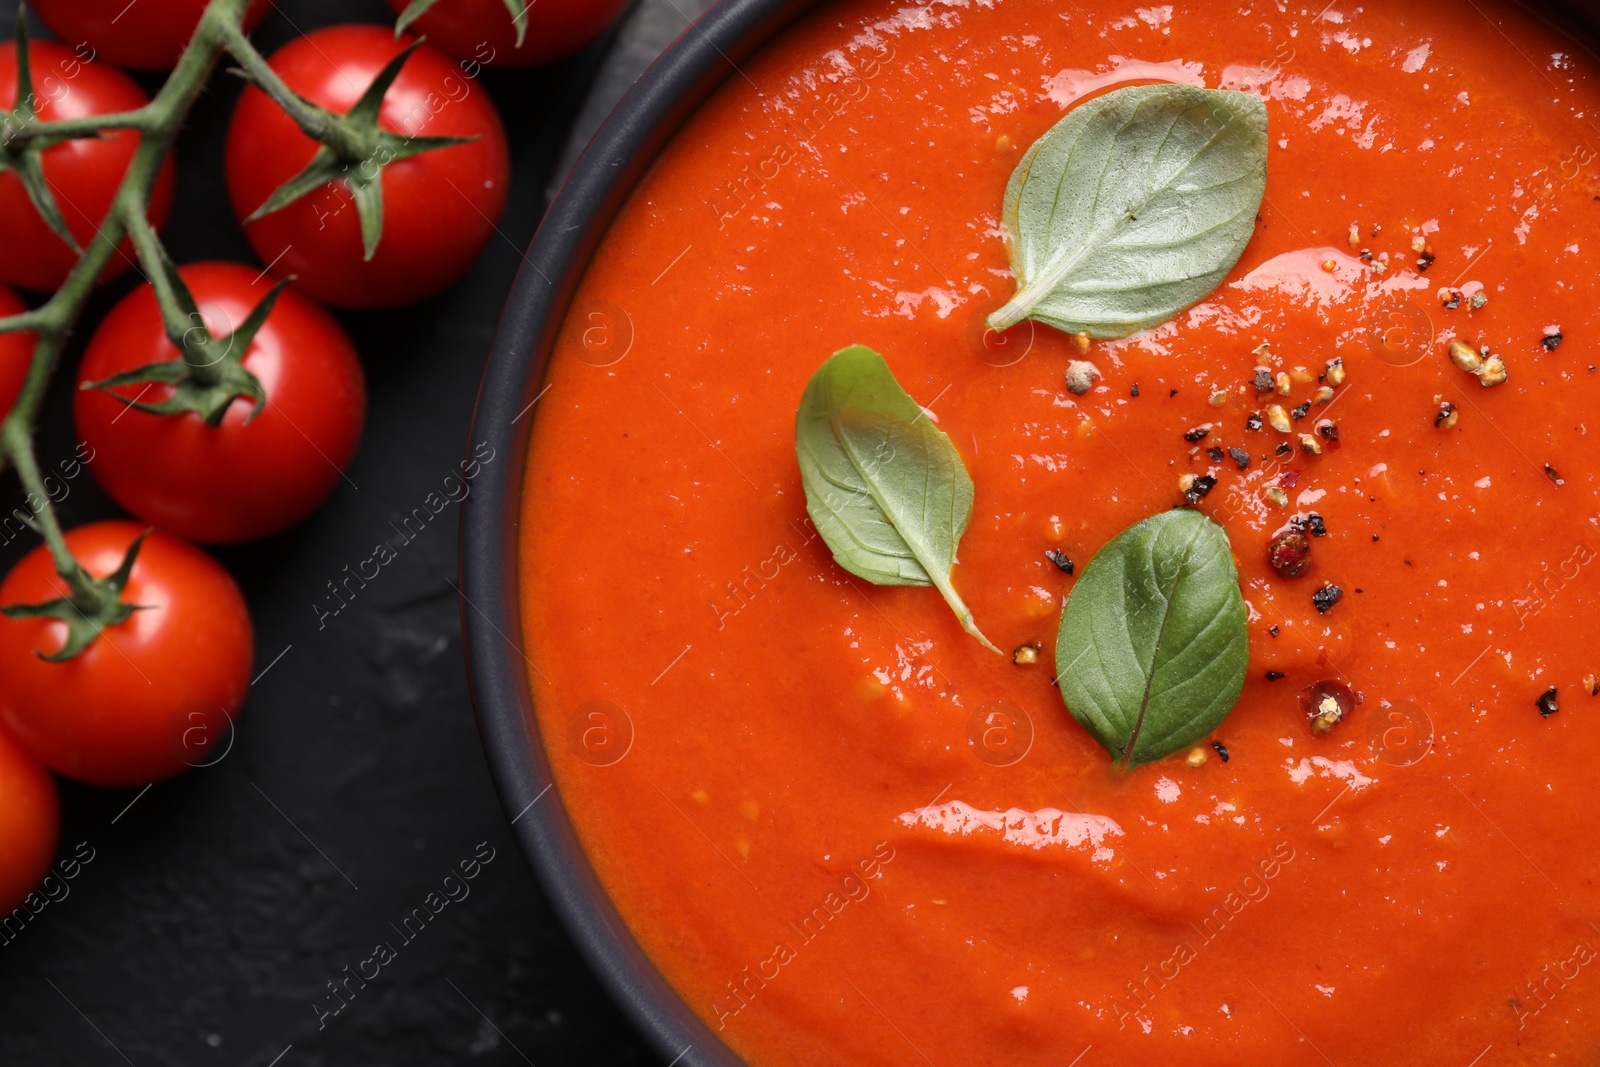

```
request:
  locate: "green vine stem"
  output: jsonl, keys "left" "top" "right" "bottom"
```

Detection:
{"left": 0, "top": 0, "right": 314, "bottom": 619}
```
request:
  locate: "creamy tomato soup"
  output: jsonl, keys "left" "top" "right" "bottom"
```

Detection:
{"left": 521, "top": 2, "right": 1600, "bottom": 1063}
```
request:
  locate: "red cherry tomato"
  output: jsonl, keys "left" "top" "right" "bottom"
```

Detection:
{"left": 31, "top": 0, "right": 271, "bottom": 72}
{"left": 0, "top": 521, "right": 253, "bottom": 788}
{"left": 382, "top": 0, "right": 629, "bottom": 68}
{"left": 75, "top": 262, "right": 366, "bottom": 544}
{"left": 224, "top": 26, "right": 510, "bottom": 309}
{"left": 0, "top": 723, "right": 59, "bottom": 916}
{"left": 0, "top": 285, "right": 33, "bottom": 421}
{"left": 0, "top": 41, "right": 176, "bottom": 292}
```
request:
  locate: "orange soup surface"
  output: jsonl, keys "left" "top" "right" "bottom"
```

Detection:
{"left": 521, "top": 2, "right": 1600, "bottom": 1063}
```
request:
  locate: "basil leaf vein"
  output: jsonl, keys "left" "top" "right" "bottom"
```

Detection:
{"left": 1055, "top": 509, "right": 1248, "bottom": 766}
{"left": 988, "top": 84, "right": 1269, "bottom": 338}
{"left": 796, "top": 345, "right": 1001, "bottom": 654}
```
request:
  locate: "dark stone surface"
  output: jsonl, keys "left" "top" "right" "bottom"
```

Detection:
{"left": 0, "top": 3, "right": 655, "bottom": 1063}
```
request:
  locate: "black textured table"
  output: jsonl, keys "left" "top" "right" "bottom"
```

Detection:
{"left": 0, "top": 2, "right": 656, "bottom": 1063}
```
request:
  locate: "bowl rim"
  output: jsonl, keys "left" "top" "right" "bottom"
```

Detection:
{"left": 461, "top": 1, "right": 1600, "bottom": 1064}
{"left": 459, "top": 1, "right": 817, "bottom": 1063}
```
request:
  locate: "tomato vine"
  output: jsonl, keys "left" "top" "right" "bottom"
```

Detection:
{"left": 0, "top": 0, "right": 458, "bottom": 651}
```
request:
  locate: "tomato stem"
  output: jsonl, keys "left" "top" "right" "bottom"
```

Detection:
{"left": 0, "top": 0, "right": 255, "bottom": 601}
{"left": 214, "top": 19, "right": 368, "bottom": 161}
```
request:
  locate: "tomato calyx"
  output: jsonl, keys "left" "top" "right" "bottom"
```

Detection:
{"left": 0, "top": 528, "right": 150, "bottom": 661}
{"left": 79, "top": 258, "right": 286, "bottom": 427}
{"left": 0, "top": 14, "right": 84, "bottom": 255}
{"left": 394, "top": 0, "right": 532, "bottom": 48}
{"left": 234, "top": 38, "right": 476, "bottom": 262}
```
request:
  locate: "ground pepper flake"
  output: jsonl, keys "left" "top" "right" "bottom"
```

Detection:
{"left": 1211, "top": 741, "right": 1229, "bottom": 762}
{"left": 1185, "top": 425, "right": 1212, "bottom": 442}
{"left": 1546, "top": 464, "right": 1565, "bottom": 486}
{"left": 1131, "top": 383, "right": 1140, "bottom": 398}
{"left": 1312, "top": 584, "right": 1344, "bottom": 614}
{"left": 1543, "top": 331, "right": 1564, "bottom": 351}
{"left": 1247, "top": 411, "right": 1264, "bottom": 431}
{"left": 1266, "top": 670, "right": 1286, "bottom": 681}
{"left": 1229, "top": 447, "right": 1251, "bottom": 470}
{"left": 1253, "top": 367, "right": 1275, "bottom": 393}
{"left": 1207, "top": 446, "right": 1226, "bottom": 462}
{"left": 1291, "top": 401, "right": 1312, "bottom": 421}
{"left": 1417, "top": 250, "right": 1436, "bottom": 272}
{"left": 1536, "top": 688, "right": 1560, "bottom": 717}
{"left": 1045, "top": 550, "right": 1074, "bottom": 575}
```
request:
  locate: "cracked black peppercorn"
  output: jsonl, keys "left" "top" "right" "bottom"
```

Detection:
{"left": 1291, "top": 401, "right": 1311, "bottom": 421}
{"left": 1185, "top": 425, "right": 1211, "bottom": 442}
{"left": 1543, "top": 332, "right": 1563, "bottom": 351}
{"left": 1537, "top": 688, "right": 1560, "bottom": 717}
{"left": 1184, "top": 474, "right": 1218, "bottom": 503}
{"left": 1247, "top": 411, "right": 1264, "bottom": 431}
{"left": 1228, "top": 447, "right": 1251, "bottom": 470}
{"left": 1266, "top": 670, "right": 1286, "bottom": 681}
{"left": 1045, "top": 550, "right": 1074, "bottom": 575}
{"left": 1211, "top": 741, "right": 1229, "bottom": 762}
{"left": 1312, "top": 584, "right": 1343, "bottom": 614}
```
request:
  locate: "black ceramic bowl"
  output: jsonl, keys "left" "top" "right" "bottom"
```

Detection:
{"left": 461, "top": 2, "right": 1600, "bottom": 1064}
{"left": 460, "top": 3, "right": 814, "bottom": 1062}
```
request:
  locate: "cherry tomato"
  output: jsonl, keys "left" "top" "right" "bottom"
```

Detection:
{"left": 0, "top": 285, "right": 32, "bottom": 421}
{"left": 382, "top": 0, "right": 629, "bottom": 68}
{"left": 224, "top": 26, "right": 510, "bottom": 309}
{"left": 31, "top": 0, "right": 271, "bottom": 72}
{"left": 75, "top": 262, "right": 366, "bottom": 544}
{"left": 0, "top": 41, "right": 176, "bottom": 292}
{"left": 0, "top": 521, "right": 252, "bottom": 788}
{"left": 0, "top": 723, "right": 59, "bottom": 916}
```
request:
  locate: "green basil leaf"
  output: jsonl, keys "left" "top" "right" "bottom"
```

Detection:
{"left": 988, "top": 84, "right": 1268, "bottom": 338}
{"left": 1055, "top": 509, "right": 1248, "bottom": 766}
{"left": 796, "top": 346, "right": 1001, "bottom": 654}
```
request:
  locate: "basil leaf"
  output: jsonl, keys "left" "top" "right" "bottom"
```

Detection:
{"left": 1055, "top": 509, "right": 1248, "bottom": 766}
{"left": 988, "top": 84, "right": 1268, "bottom": 338}
{"left": 796, "top": 346, "right": 1001, "bottom": 654}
